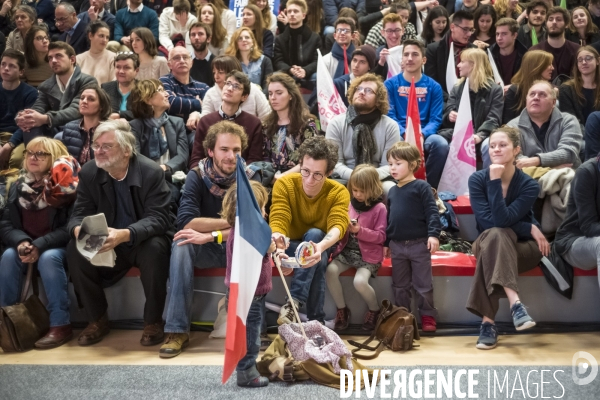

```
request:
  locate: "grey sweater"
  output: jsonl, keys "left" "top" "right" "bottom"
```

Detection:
{"left": 326, "top": 113, "right": 401, "bottom": 181}
{"left": 507, "top": 108, "right": 582, "bottom": 168}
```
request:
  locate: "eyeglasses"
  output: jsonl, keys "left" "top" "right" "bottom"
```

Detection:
{"left": 455, "top": 25, "right": 475, "bottom": 34}
{"left": 171, "top": 55, "right": 191, "bottom": 62}
{"left": 155, "top": 87, "right": 166, "bottom": 94}
{"left": 224, "top": 81, "right": 242, "bottom": 91}
{"left": 336, "top": 28, "right": 351, "bottom": 34}
{"left": 355, "top": 86, "right": 376, "bottom": 95}
{"left": 25, "top": 150, "right": 51, "bottom": 160}
{"left": 300, "top": 168, "right": 325, "bottom": 181}
{"left": 34, "top": 35, "right": 49, "bottom": 42}
{"left": 578, "top": 55, "right": 596, "bottom": 64}
{"left": 55, "top": 16, "right": 70, "bottom": 23}
{"left": 383, "top": 28, "right": 402, "bottom": 35}
{"left": 91, "top": 143, "right": 115, "bottom": 152}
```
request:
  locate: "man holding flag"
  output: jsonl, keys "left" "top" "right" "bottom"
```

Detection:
{"left": 386, "top": 39, "right": 446, "bottom": 188}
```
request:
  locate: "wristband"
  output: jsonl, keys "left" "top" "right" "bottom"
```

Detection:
{"left": 217, "top": 230, "right": 222, "bottom": 244}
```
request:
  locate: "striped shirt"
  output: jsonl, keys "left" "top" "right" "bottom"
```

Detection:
{"left": 159, "top": 73, "right": 209, "bottom": 123}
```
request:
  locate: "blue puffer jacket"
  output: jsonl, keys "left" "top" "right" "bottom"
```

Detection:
{"left": 62, "top": 119, "right": 95, "bottom": 163}
{"left": 323, "top": 0, "right": 366, "bottom": 26}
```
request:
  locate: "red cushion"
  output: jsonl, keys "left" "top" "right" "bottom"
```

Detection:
{"left": 447, "top": 195, "right": 473, "bottom": 214}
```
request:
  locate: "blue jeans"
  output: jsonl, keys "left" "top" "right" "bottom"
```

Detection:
{"left": 287, "top": 228, "right": 331, "bottom": 322}
{"left": 235, "top": 294, "right": 265, "bottom": 382}
{"left": 424, "top": 134, "right": 450, "bottom": 189}
{"left": 0, "top": 247, "right": 69, "bottom": 327}
{"left": 164, "top": 239, "right": 227, "bottom": 333}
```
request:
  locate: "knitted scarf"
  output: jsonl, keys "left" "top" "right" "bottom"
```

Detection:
{"left": 351, "top": 196, "right": 383, "bottom": 213}
{"left": 17, "top": 156, "right": 81, "bottom": 210}
{"left": 346, "top": 105, "right": 381, "bottom": 166}
{"left": 196, "top": 157, "right": 256, "bottom": 198}
{"left": 145, "top": 112, "right": 169, "bottom": 160}
{"left": 331, "top": 42, "right": 355, "bottom": 78}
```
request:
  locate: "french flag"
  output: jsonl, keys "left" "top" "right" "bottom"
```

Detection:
{"left": 404, "top": 77, "right": 426, "bottom": 180}
{"left": 222, "top": 155, "right": 272, "bottom": 383}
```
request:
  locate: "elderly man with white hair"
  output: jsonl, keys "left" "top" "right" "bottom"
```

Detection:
{"left": 67, "top": 119, "right": 174, "bottom": 348}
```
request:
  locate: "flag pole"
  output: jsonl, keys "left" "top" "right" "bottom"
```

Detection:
{"left": 273, "top": 254, "right": 308, "bottom": 339}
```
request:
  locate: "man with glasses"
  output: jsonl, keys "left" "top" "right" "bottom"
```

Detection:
{"left": 531, "top": 7, "right": 580, "bottom": 81}
{"left": 373, "top": 13, "right": 404, "bottom": 80}
{"left": 159, "top": 46, "right": 208, "bottom": 144}
{"left": 326, "top": 73, "right": 400, "bottom": 195}
{"left": 55, "top": 3, "right": 90, "bottom": 55}
{"left": 517, "top": 0, "right": 548, "bottom": 49}
{"left": 321, "top": 17, "right": 357, "bottom": 79}
{"left": 67, "top": 119, "right": 173, "bottom": 347}
{"left": 0, "top": 50, "right": 38, "bottom": 170}
{"left": 272, "top": 135, "right": 350, "bottom": 325}
{"left": 188, "top": 71, "right": 263, "bottom": 168}
{"left": 425, "top": 10, "right": 476, "bottom": 98}
{"left": 334, "top": 44, "right": 376, "bottom": 107}
{"left": 101, "top": 52, "right": 139, "bottom": 120}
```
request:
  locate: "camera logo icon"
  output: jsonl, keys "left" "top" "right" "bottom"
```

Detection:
{"left": 572, "top": 351, "right": 598, "bottom": 386}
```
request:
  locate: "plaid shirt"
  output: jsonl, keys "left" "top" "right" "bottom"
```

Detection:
{"left": 159, "top": 73, "right": 209, "bottom": 122}
{"left": 365, "top": 21, "right": 418, "bottom": 48}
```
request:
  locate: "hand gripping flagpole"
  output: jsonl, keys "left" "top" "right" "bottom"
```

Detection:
{"left": 272, "top": 252, "right": 308, "bottom": 340}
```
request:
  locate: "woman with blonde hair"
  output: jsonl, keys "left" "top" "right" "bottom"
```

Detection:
{"left": 195, "top": 2, "right": 229, "bottom": 56}
{"left": 502, "top": 50, "right": 554, "bottom": 124}
{"left": 225, "top": 28, "right": 273, "bottom": 89}
{"left": 567, "top": 7, "right": 600, "bottom": 46}
{"left": 441, "top": 48, "right": 503, "bottom": 151}
{"left": 0, "top": 137, "right": 80, "bottom": 349}
{"left": 493, "top": 0, "right": 524, "bottom": 22}
{"left": 248, "top": 0, "right": 276, "bottom": 35}
{"left": 241, "top": 3, "right": 274, "bottom": 58}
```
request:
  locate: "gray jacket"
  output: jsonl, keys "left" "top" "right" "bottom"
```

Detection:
{"left": 507, "top": 108, "right": 582, "bottom": 168}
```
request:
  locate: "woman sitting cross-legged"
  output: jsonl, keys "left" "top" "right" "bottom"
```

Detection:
{"left": 129, "top": 79, "right": 189, "bottom": 206}
{"left": 0, "top": 137, "right": 80, "bottom": 349}
{"left": 467, "top": 127, "right": 550, "bottom": 350}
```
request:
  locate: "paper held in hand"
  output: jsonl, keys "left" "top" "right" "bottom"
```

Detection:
{"left": 76, "top": 213, "right": 116, "bottom": 267}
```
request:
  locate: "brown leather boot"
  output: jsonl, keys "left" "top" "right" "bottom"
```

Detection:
{"left": 334, "top": 307, "right": 351, "bottom": 331}
{"left": 35, "top": 325, "right": 73, "bottom": 349}
{"left": 78, "top": 313, "right": 110, "bottom": 346}
{"left": 140, "top": 322, "right": 165, "bottom": 346}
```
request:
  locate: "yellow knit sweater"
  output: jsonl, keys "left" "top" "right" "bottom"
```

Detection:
{"left": 269, "top": 174, "right": 350, "bottom": 240}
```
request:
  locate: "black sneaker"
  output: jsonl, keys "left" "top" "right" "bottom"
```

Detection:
{"left": 237, "top": 376, "right": 269, "bottom": 388}
{"left": 476, "top": 322, "right": 498, "bottom": 350}
{"left": 511, "top": 301, "right": 536, "bottom": 331}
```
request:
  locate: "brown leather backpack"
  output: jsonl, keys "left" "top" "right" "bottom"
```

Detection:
{"left": 348, "top": 300, "right": 420, "bottom": 359}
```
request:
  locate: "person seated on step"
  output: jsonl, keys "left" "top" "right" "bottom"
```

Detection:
{"left": 55, "top": 3, "right": 90, "bottom": 55}
{"left": 160, "top": 121, "right": 261, "bottom": 359}
{"left": 272, "top": 136, "right": 350, "bottom": 325}
{"left": 67, "top": 120, "right": 174, "bottom": 348}
{"left": 0, "top": 138, "right": 79, "bottom": 350}
{"left": 320, "top": 17, "right": 357, "bottom": 80}
{"left": 334, "top": 44, "right": 377, "bottom": 107}
{"left": 325, "top": 73, "right": 401, "bottom": 195}
{"left": 372, "top": 12, "right": 405, "bottom": 81}
{"left": 467, "top": 126, "right": 549, "bottom": 350}
{"left": 101, "top": 51, "right": 139, "bottom": 121}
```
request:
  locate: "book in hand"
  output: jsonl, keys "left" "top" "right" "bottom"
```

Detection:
{"left": 76, "top": 213, "right": 117, "bottom": 267}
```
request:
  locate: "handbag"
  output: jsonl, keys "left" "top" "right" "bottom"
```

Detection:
{"left": 0, "top": 262, "right": 50, "bottom": 352}
{"left": 348, "top": 300, "right": 420, "bottom": 360}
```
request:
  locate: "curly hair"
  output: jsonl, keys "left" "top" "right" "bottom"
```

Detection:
{"left": 347, "top": 73, "right": 389, "bottom": 114}
{"left": 221, "top": 181, "right": 269, "bottom": 226}
{"left": 202, "top": 120, "right": 248, "bottom": 154}
{"left": 130, "top": 79, "right": 163, "bottom": 119}
{"left": 297, "top": 136, "right": 338, "bottom": 173}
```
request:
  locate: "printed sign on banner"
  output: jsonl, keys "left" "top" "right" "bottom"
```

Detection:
{"left": 316, "top": 49, "right": 347, "bottom": 131}
{"left": 386, "top": 45, "right": 404, "bottom": 79}
{"left": 229, "top": 0, "right": 280, "bottom": 27}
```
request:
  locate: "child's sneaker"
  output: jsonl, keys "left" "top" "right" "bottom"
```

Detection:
{"left": 421, "top": 315, "right": 437, "bottom": 332}
{"left": 361, "top": 310, "right": 380, "bottom": 331}
{"left": 277, "top": 299, "right": 299, "bottom": 325}
{"left": 511, "top": 301, "right": 536, "bottom": 331}
{"left": 237, "top": 376, "right": 269, "bottom": 388}
{"left": 476, "top": 322, "right": 498, "bottom": 350}
{"left": 334, "top": 307, "right": 351, "bottom": 331}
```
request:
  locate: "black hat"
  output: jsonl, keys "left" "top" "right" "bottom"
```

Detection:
{"left": 351, "top": 45, "right": 377, "bottom": 71}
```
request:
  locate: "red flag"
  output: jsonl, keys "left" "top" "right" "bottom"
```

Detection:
{"left": 404, "top": 77, "right": 426, "bottom": 180}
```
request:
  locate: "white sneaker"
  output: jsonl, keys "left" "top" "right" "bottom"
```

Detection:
{"left": 277, "top": 299, "right": 300, "bottom": 325}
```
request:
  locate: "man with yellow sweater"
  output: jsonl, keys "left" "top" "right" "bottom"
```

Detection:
{"left": 271, "top": 137, "right": 350, "bottom": 324}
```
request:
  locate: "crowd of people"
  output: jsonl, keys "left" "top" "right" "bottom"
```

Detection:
{"left": 0, "top": 0, "right": 600, "bottom": 388}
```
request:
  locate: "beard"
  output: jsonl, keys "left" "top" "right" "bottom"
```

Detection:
{"left": 192, "top": 41, "right": 208, "bottom": 52}
{"left": 548, "top": 27, "right": 565, "bottom": 38}
{"left": 353, "top": 100, "right": 376, "bottom": 114}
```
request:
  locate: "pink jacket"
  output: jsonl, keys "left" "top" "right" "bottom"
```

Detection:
{"left": 331, "top": 202, "right": 387, "bottom": 264}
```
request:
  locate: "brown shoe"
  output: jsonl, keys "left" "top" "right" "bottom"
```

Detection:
{"left": 78, "top": 313, "right": 110, "bottom": 346}
{"left": 334, "top": 307, "right": 351, "bottom": 331}
{"left": 140, "top": 322, "right": 165, "bottom": 346}
{"left": 159, "top": 333, "right": 189, "bottom": 358}
{"left": 362, "top": 310, "right": 380, "bottom": 331}
{"left": 35, "top": 324, "right": 73, "bottom": 349}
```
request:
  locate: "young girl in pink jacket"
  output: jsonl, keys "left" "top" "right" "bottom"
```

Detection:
{"left": 326, "top": 165, "right": 388, "bottom": 331}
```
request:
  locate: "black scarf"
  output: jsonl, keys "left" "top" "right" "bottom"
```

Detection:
{"left": 346, "top": 105, "right": 381, "bottom": 166}
{"left": 351, "top": 196, "right": 383, "bottom": 213}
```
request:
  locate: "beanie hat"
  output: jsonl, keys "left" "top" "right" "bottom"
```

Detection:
{"left": 351, "top": 45, "right": 377, "bottom": 71}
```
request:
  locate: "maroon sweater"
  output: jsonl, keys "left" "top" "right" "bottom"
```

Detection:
{"left": 188, "top": 111, "right": 264, "bottom": 169}
{"left": 224, "top": 226, "right": 273, "bottom": 296}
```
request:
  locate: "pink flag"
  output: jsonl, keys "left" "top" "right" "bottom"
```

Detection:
{"left": 317, "top": 49, "right": 347, "bottom": 131}
{"left": 404, "top": 77, "right": 426, "bottom": 180}
{"left": 438, "top": 78, "right": 476, "bottom": 195}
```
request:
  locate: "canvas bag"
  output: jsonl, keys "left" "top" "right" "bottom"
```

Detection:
{"left": 348, "top": 300, "right": 420, "bottom": 360}
{"left": 0, "top": 263, "right": 50, "bottom": 352}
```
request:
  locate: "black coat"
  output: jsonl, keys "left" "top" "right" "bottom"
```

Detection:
{"left": 67, "top": 154, "right": 174, "bottom": 243}
{"left": 558, "top": 83, "right": 600, "bottom": 127}
{"left": 100, "top": 80, "right": 134, "bottom": 120}
{"left": 0, "top": 184, "right": 73, "bottom": 253}
{"left": 62, "top": 118, "right": 95, "bottom": 162}
{"left": 489, "top": 39, "right": 528, "bottom": 86}
{"left": 58, "top": 19, "right": 90, "bottom": 55}
{"left": 425, "top": 33, "right": 476, "bottom": 97}
{"left": 274, "top": 24, "right": 321, "bottom": 78}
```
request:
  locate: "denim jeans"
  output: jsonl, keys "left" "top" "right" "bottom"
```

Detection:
{"left": 424, "top": 134, "right": 450, "bottom": 189}
{"left": 287, "top": 228, "right": 331, "bottom": 322}
{"left": 164, "top": 239, "right": 227, "bottom": 333}
{"left": 0, "top": 247, "right": 70, "bottom": 327}
{"left": 235, "top": 294, "right": 266, "bottom": 382}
